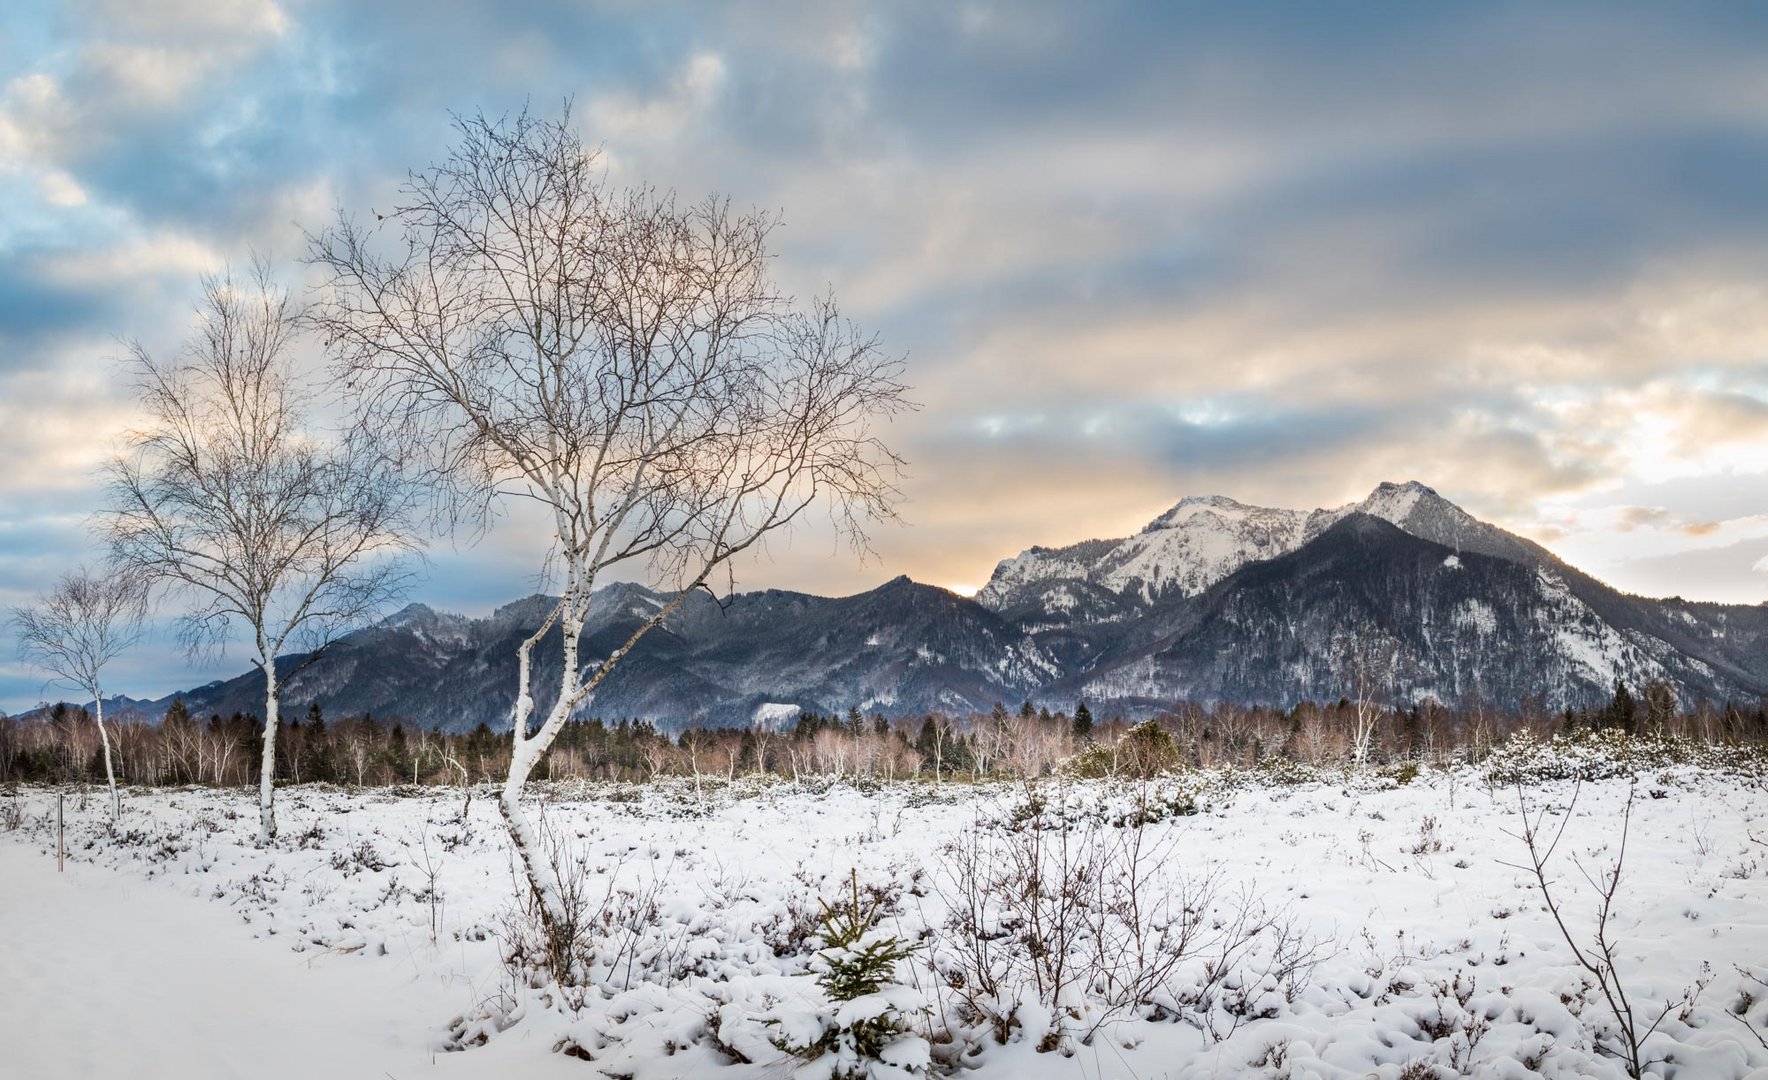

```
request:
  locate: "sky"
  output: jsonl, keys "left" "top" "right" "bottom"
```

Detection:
{"left": 3, "top": 1, "right": 1768, "bottom": 710}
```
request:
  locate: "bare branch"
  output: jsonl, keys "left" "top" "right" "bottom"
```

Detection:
{"left": 10, "top": 565, "right": 148, "bottom": 819}
{"left": 99, "top": 263, "right": 423, "bottom": 842}
{"left": 306, "top": 106, "right": 910, "bottom": 978}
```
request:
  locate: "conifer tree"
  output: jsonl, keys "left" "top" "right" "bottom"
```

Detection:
{"left": 302, "top": 702, "right": 333, "bottom": 784}
{"left": 1606, "top": 679, "right": 1638, "bottom": 734}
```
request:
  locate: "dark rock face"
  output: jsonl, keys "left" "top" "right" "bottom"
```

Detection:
{"left": 146, "top": 483, "right": 1768, "bottom": 730}
{"left": 151, "top": 577, "right": 1062, "bottom": 731}
{"left": 1059, "top": 515, "right": 1764, "bottom": 714}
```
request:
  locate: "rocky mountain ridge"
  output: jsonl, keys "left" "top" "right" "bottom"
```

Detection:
{"left": 117, "top": 482, "right": 1768, "bottom": 730}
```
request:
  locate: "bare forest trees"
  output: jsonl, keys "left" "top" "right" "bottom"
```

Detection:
{"left": 10, "top": 567, "right": 147, "bottom": 819}
{"left": 308, "top": 107, "right": 909, "bottom": 983}
{"left": 103, "top": 265, "right": 419, "bottom": 844}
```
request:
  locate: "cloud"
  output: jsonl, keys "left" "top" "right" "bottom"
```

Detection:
{"left": 0, "top": 365, "right": 141, "bottom": 494}
{"left": 589, "top": 52, "right": 728, "bottom": 147}
{"left": 1620, "top": 535, "right": 1768, "bottom": 603}
{"left": 8, "top": 1, "right": 1768, "bottom": 707}
{"left": 1618, "top": 507, "right": 1672, "bottom": 532}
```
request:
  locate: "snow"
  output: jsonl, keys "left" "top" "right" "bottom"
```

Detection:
{"left": 753, "top": 702, "right": 801, "bottom": 730}
{"left": 1354, "top": 479, "right": 1430, "bottom": 525}
{"left": 1454, "top": 597, "right": 1498, "bottom": 635}
{"left": 977, "top": 481, "right": 1475, "bottom": 611}
{"left": 4, "top": 766, "right": 1767, "bottom": 1078}
{"left": 0, "top": 837, "right": 578, "bottom": 1079}
{"left": 1532, "top": 567, "right": 1666, "bottom": 691}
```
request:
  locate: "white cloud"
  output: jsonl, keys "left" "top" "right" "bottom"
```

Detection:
{"left": 589, "top": 52, "right": 727, "bottom": 146}
{"left": 36, "top": 170, "right": 88, "bottom": 207}
{"left": 0, "top": 364, "right": 142, "bottom": 496}
{"left": 41, "top": 233, "right": 223, "bottom": 287}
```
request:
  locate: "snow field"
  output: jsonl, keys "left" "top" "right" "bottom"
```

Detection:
{"left": 3, "top": 766, "right": 1767, "bottom": 1079}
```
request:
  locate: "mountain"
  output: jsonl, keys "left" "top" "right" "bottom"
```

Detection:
{"left": 1058, "top": 514, "right": 1757, "bottom": 712}
{"left": 152, "top": 577, "right": 1061, "bottom": 731}
{"left": 136, "top": 482, "right": 1768, "bottom": 730}
{"left": 976, "top": 481, "right": 1550, "bottom": 615}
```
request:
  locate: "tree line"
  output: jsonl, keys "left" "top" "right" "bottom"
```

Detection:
{"left": 6, "top": 682, "right": 1764, "bottom": 789}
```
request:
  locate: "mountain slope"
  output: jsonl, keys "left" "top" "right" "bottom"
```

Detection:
{"left": 136, "top": 482, "right": 1768, "bottom": 727}
{"left": 157, "top": 578, "right": 1061, "bottom": 731}
{"left": 1065, "top": 515, "right": 1753, "bottom": 711}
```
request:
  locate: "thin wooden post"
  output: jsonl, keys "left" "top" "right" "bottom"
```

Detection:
{"left": 57, "top": 793, "right": 65, "bottom": 872}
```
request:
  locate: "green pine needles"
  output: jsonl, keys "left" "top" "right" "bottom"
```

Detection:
{"left": 817, "top": 871, "right": 917, "bottom": 1001}
{"left": 771, "top": 869, "right": 930, "bottom": 1079}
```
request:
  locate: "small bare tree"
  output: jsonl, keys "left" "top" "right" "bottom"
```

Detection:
{"left": 11, "top": 566, "right": 148, "bottom": 819}
{"left": 103, "top": 264, "right": 419, "bottom": 844}
{"left": 1332, "top": 626, "right": 1399, "bottom": 766}
{"left": 1504, "top": 781, "right": 1706, "bottom": 1077}
{"left": 308, "top": 107, "right": 908, "bottom": 984}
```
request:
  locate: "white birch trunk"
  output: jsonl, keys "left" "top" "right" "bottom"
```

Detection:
{"left": 258, "top": 663, "right": 279, "bottom": 845}
{"left": 499, "top": 597, "right": 582, "bottom": 982}
{"left": 93, "top": 690, "right": 119, "bottom": 821}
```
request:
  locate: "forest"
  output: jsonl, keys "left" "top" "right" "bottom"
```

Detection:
{"left": 7, "top": 680, "right": 1765, "bottom": 789}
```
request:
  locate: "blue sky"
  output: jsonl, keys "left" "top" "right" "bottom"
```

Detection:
{"left": 4, "top": 1, "right": 1768, "bottom": 709}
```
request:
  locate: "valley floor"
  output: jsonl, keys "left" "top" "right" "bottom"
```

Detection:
{"left": 3, "top": 766, "right": 1767, "bottom": 1078}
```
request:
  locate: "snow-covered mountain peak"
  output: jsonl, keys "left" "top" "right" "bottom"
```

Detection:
{"left": 1330, "top": 481, "right": 1552, "bottom": 567}
{"left": 978, "top": 480, "right": 1555, "bottom": 614}
{"left": 379, "top": 602, "right": 437, "bottom": 627}
{"left": 979, "top": 492, "right": 1315, "bottom": 610}
{"left": 1356, "top": 480, "right": 1437, "bottom": 521}
{"left": 1143, "top": 494, "right": 1262, "bottom": 532}
{"left": 1104, "top": 499, "right": 1311, "bottom": 601}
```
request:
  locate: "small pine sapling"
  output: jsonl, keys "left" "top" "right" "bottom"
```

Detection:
{"left": 773, "top": 870, "right": 929, "bottom": 1079}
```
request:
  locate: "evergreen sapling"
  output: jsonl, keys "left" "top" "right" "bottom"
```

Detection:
{"left": 771, "top": 870, "right": 929, "bottom": 1080}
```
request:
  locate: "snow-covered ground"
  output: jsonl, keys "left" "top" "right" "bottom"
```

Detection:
{"left": 4, "top": 766, "right": 1767, "bottom": 1078}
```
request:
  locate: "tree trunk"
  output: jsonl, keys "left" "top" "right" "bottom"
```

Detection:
{"left": 499, "top": 600, "right": 583, "bottom": 985}
{"left": 93, "top": 691, "right": 119, "bottom": 822}
{"left": 258, "top": 664, "right": 279, "bottom": 844}
{"left": 498, "top": 766, "right": 577, "bottom": 982}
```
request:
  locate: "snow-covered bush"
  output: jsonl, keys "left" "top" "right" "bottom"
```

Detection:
{"left": 1060, "top": 720, "right": 1183, "bottom": 780}
{"left": 497, "top": 837, "right": 595, "bottom": 992}
{"left": 494, "top": 814, "right": 698, "bottom": 1000}
{"left": 1215, "top": 755, "right": 1323, "bottom": 789}
{"left": 1386, "top": 760, "right": 1422, "bottom": 786}
{"left": 767, "top": 870, "right": 929, "bottom": 1079}
{"left": 1060, "top": 743, "right": 1120, "bottom": 780}
{"left": 934, "top": 786, "right": 1319, "bottom": 1053}
{"left": 1484, "top": 729, "right": 1768, "bottom": 785}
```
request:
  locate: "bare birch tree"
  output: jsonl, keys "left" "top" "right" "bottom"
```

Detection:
{"left": 307, "top": 107, "right": 908, "bottom": 983}
{"left": 11, "top": 566, "right": 147, "bottom": 819}
{"left": 1332, "top": 626, "right": 1400, "bottom": 766}
{"left": 103, "top": 264, "right": 419, "bottom": 844}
